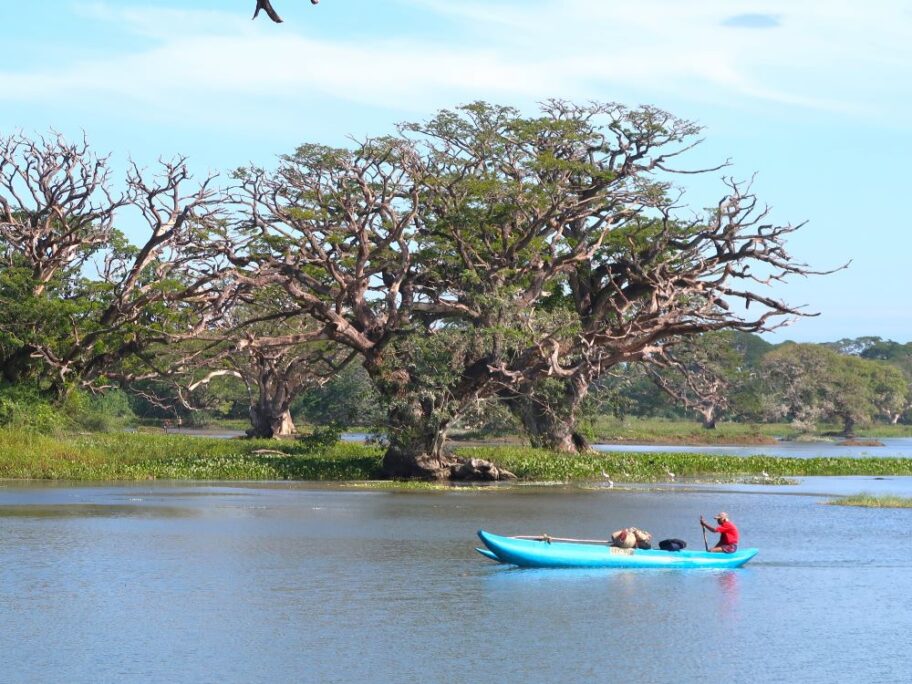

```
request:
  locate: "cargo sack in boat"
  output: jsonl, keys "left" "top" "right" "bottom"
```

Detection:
{"left": 631, "top": 528, "right": 653, "bottom": 550}
{"left": 658, "top": 538, "right": 687, "bottom": 552}
{"left": 611, "top": 528, "right": 637, "bottom": 549}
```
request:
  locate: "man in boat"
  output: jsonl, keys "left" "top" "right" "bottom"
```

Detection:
{"left": 700, "top": 512, "right": 739, "bottom": 553}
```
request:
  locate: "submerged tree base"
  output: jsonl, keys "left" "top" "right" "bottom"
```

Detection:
{"left": 380, "top": 447, "right": 516, "bottom": 481}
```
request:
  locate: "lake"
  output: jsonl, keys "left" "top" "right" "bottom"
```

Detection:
{"left": 594, "top": 437, "right": 912, "bottom": 459}
{"left": 2, "top": 479, "right": 911, "bottom": 682}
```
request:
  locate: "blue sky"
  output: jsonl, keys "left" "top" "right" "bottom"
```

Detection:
{"left": 1, "top": 0, "right": 910, "bottom": 342}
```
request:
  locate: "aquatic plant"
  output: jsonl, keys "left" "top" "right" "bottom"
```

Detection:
{"left": 3, "top": 429, "right": 912, "bottom": 483}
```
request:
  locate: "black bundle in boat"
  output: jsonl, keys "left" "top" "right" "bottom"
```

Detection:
{"left": 658, "top": 539, "right": 687, "bottom": 552}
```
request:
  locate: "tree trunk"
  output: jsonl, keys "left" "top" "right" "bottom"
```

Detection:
{"left": 841, "top": 415, "right": 856, "bottom": 438}
{"left": 503, "top": 374, "right": 593, "bottom": 454}
{"left": 507, "top": 395, "right": 590, "bottom": 452}
{"left": 700, "top": 408, "right": 718, "bottom": 429}
{"left": 246, "top": 369, "right": 296, "bottom": 439}
{"left": 247, "top": 403, "right": 297, "bottom": 438}
{"left": 376, "top": 393, "right": 450, "bottom": 478}
{"left": 365, "top": 357, "right": 514, "bottom": 481}
{"left": 379, "top": 397, "right": 515, "bottom": 480}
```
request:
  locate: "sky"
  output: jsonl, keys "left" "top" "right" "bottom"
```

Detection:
{"left": 1, "top": 0, "right": 910, "bottom": 343}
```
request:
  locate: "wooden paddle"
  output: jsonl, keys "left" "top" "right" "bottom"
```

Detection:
{"left": 701, "top": 518, "right": 709, "bottom": 551}
{"left": 512, "top": 535, "right": 611, "bottom": 545}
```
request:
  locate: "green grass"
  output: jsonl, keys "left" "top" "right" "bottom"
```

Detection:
{"left": 827, "top": 494, "right": 912, "bottom": 508}
{"left": 4, "top": 428, "right": 912, "bottom": 483}
{"left": 0, "top": 429, "right": 383, "bottom": 481}
{"left": 588, "top": 417, "right": 788, "bottom": 444}
{"left": 851, "top": 424, "right": 912, "bottom": 438}
{"left": 587, "top": 417, "right": 912, "bottom": 444}
{"left": 457, "top": 445, "right": 912, "bottom": 482}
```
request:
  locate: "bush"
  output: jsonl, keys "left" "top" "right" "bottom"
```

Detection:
{"left": 0, "top": 385, "right": 138, "bottom": 434}
{"left": 297, "top": 423, "right": 343, "bottom": 450}
{"left": 65, "top": 389, "right": 137, "bottom": 432}
{"left": 0, "top": 385, "right": 67, "bottom": 433}
{"left": 293, "top": 364, "right": 385, "bottom": 428}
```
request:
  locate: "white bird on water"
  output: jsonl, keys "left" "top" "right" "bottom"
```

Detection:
{"left": 600, "top": 469, "right": 614, "bottom": 488}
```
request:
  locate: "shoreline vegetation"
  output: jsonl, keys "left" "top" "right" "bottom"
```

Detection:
{"left": 3, "top": 429, "right": 912, "bottom": 484}
{"left": 827, "top": 495, "right": 912, "bottom": 508}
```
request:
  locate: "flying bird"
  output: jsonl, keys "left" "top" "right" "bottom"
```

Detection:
{"left": 253, "top": 0, "right": 320, "bottom": 24}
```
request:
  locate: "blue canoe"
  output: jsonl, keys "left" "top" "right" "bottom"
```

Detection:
{"left": 477, "top": 530, "right": 758, "bottom": 569}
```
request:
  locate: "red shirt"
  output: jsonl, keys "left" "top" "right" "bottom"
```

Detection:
{"left": 710, "top": 521, "right": 739, "bottom": 546}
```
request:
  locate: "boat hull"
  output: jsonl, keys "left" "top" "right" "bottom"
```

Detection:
{"left": 475, "top": 547, "right": 501, "bottom": 562}
{"left": 477, "top": 530, "right": 758, "bottom": 569}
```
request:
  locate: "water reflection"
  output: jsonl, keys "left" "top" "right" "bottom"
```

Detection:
{"left": 716, "top": 570, "right": 741, "bottom": 622}
{"left": 0, "top": 504, "right": 197, "bottom": 519}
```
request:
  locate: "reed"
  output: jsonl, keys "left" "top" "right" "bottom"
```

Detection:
{"left": 826, "top": 494, "right": 912, "bottom": 508}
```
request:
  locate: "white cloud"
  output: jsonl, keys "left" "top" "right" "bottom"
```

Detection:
{"left": 1, "top": 0, "right": 910, "bottom": 128}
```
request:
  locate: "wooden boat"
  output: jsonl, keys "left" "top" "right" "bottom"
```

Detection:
{"left": 477, "top": 530, "right": 758, "bottom": 569}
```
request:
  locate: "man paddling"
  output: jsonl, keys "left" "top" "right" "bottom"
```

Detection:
{"left": 700, "top": 512, "right": 739, "bottom": 553}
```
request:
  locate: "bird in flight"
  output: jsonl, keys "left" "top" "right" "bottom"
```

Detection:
{"left": 253, "top": 0, "right": 320, "bottom": 24}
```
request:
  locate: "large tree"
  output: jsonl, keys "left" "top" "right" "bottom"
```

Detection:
{"left": 499, "top": 177, "right": 820, "bottom": 450}
{"left": 229, "top": 101, "right": 820, "bottom": 477}
{"left": 649, "top": 334, "right": 742, "bottom": 429}
{"left": 193, "top": 314, "right": 354, "bottom": 439}
{"left": 0, "top": 133, "right": 235, "bottom": 395}
{"left": 130, "top": 285, "right": 355, "bottom": 438}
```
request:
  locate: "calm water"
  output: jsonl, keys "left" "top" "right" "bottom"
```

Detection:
{"left": 594, "top": 437, "right": 912, "bottom": 459}
{"left": 1, "top": 480, "right": 911, "bottom": 683}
